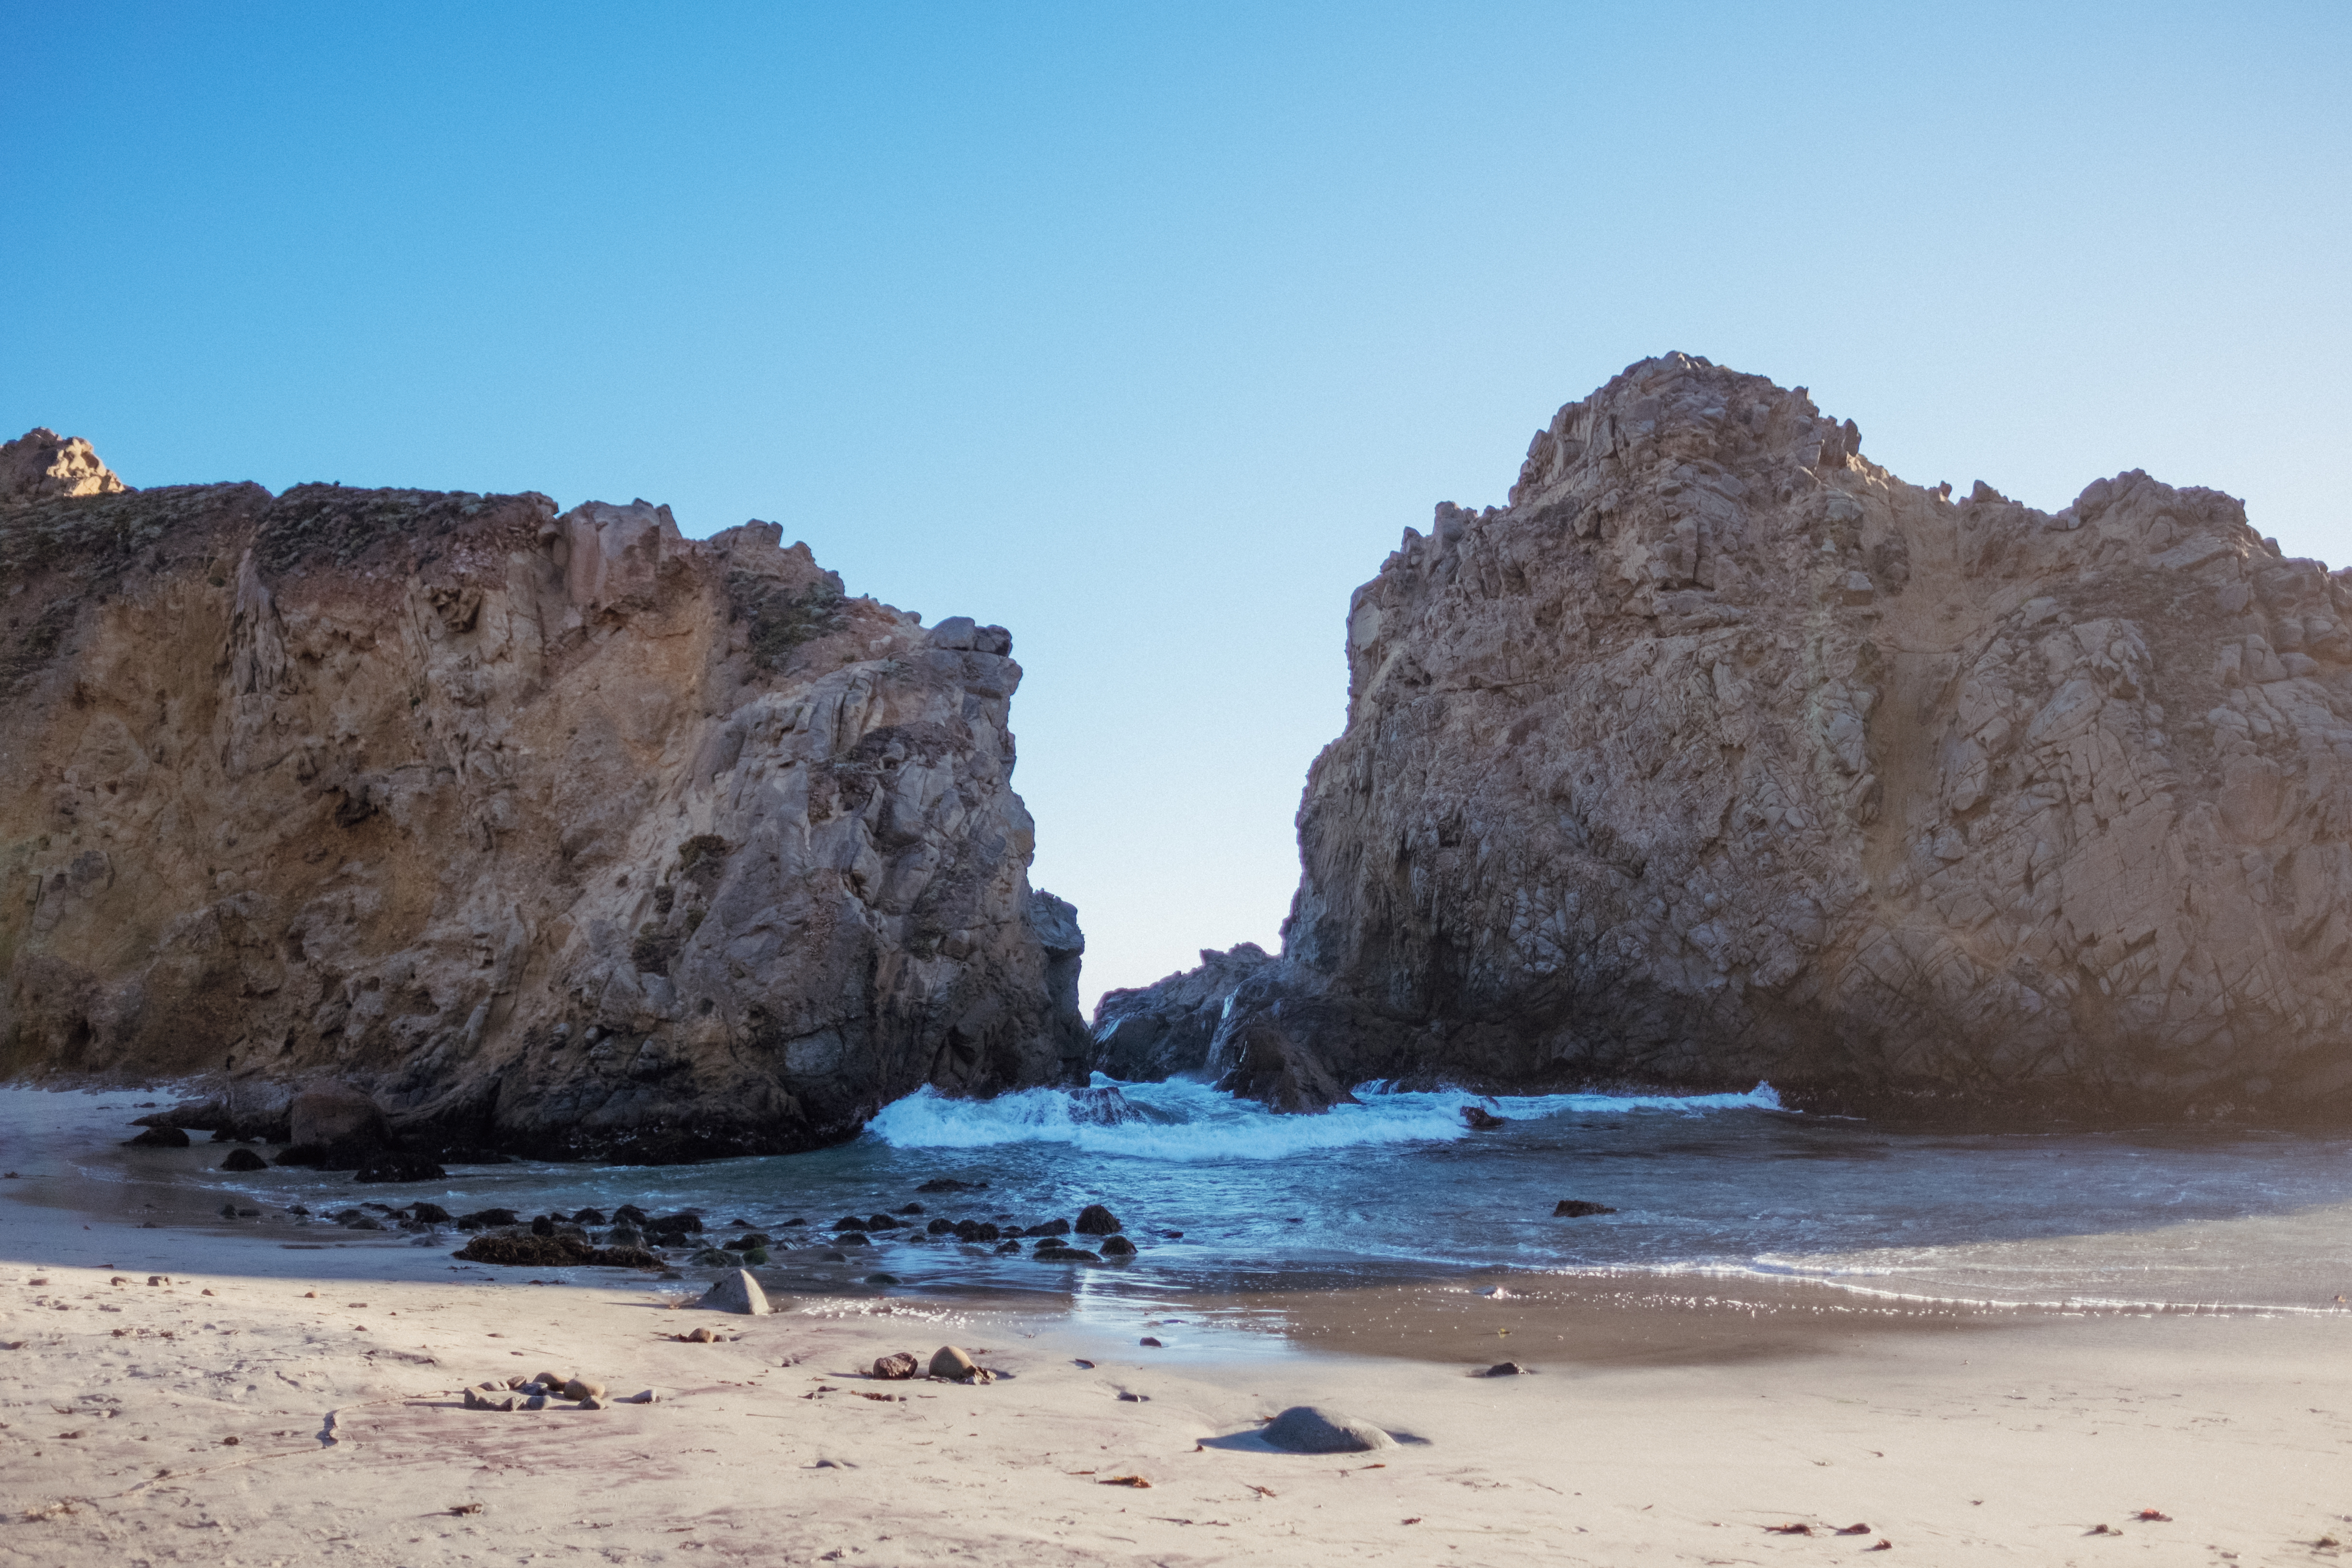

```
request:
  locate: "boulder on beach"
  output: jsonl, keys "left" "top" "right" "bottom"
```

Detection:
{"left": 1553, "top": 1199, "right": 1617, "bottom": 1218}
{"left": 1099, "top": 1235, "right": 1136, "bottom": 1256}
{"left": 929, "top": 1345, "right": 988, "bottom": 1381}
{"left": 1262, "top": 1406, "right": 1396, "bottom": 1454}
{"left": 872, "top": 1352, "right": 921, "bottom": 1380}
{"left": 700, "top": 1269, "right": 771, "bottom": 1315}
{"left": 1074, "top": 1203, "right": 1122, "bottom": 1235}
{"left": 125, "top": 1125, "right": 190, "bottom": 1148}
{"left": 218, "top": 1146, "right": 267, "bottom": 1170}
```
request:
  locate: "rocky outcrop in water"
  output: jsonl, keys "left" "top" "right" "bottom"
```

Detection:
{"left": 1103, "top": 354, "right": 2352, "bottom": 1124}
{"left": 0, "top": 436, "right": 1085, "bottom": 1159}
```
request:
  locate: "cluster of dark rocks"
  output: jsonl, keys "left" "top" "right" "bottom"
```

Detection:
{"left": 818, "top": 1199, "right": 1133, "bottom": 1263}
{"left": 434, "top": 1188, "right": 1153, "bottom": 1274}
{"left": 123, "top": 1086, "right": 512, "bottom": 1181}
{"left": 450, "top": 1202, "right": 708, "bottom": 1270}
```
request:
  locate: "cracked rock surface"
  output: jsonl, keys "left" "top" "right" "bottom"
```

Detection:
{"left": 1103, "top": 354, "right": 2352, "bottom": 1124}
{"left": 0, "top": 442, "right": 1085, "bottom": 1159}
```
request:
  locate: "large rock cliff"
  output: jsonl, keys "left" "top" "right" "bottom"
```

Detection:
{"left": 1102, "top": 354, "right": 2352, "bottom": 1124}
{"left": 0, "top": 439, "right": 1086, "bottom": 1159}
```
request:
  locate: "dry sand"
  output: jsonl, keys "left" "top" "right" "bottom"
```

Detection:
{"left": 6, "top": 1166, "right": 2352, "bottom": 1563}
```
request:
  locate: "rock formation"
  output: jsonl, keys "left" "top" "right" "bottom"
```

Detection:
{"left": 0, "top": 428, "right": 125, "bottom": 504}
{"left": 0, "top": 438, "right": 1086, "bottom": 1159}
{"left": 1103, "top": 354, "right": 2352, "bottom": 1124}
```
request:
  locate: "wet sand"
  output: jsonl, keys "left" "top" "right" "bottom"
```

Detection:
{"left": 8, "top": 1102, "right": 2352, "bottom": 1564}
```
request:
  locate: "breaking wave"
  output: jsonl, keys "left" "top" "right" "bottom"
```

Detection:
{"left": 865, "top": 1075, "right": 1784, "bottom": 1161}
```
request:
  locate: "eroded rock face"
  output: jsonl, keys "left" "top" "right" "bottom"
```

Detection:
{"left": 1106, "top": 355, "right": 2352, "bottom": 1124}
{"left": 0, "top": 435, "right": 1085, "bottom": 1159}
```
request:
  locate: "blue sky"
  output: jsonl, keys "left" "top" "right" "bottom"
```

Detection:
{"left": 6, "top": 3, "right": 2348, "bottom": 1007}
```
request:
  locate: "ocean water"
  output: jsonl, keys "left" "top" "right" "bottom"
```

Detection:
{"left": 12, "top": 1078, "right": 2352, "bottom": 1314}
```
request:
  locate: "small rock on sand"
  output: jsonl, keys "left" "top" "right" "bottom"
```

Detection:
{"left": 872, "top": 1352, "right": 921, "bottom": 1380}
{"left": 562, "top": 1378, "right": 605, "bottom": 1401}
{"left": 577, "top": 1395, "right": 608, "bottom": 1409}
{"left": 1262, "top": 1406, "right": 1396, "bottom": 1454}
{"left": 1482, "top": 1361, "right": 1523, "bottom": 1377}
{"left": 930, "top": 1345, "right": 982, "bottom": 1381}
{"left": 699, "top": 1270, "right": 771, "bottom": 1315}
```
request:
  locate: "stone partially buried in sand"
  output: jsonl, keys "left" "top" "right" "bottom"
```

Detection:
{"left": 1262, "top": 1405, "right": 1396, "bottom": 1454}
{"left": 700, "top": 1270, "right": 770, "bottom": 1315}
{"left": 930, "top": 1345, "right": 991, "bottom": 1382}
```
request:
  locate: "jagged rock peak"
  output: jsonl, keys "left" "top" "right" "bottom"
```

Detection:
{"left": 1, "top": 428, "right": 127, "bottom": 504}
{"left": 1100, "top": 353, "right": 2352, "bottom": 1127}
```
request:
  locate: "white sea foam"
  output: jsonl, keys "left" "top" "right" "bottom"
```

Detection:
{"left": 865, "top": 1075, "right": 1785, "bottom": 1161}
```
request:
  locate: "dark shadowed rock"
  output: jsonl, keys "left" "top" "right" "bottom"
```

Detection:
{"left": 456, "top": 1234, "right": 588, "bottom": 1266}
{"left": 1090, "top": 943, "right": 1277, "bottom": 1081}
{"left": 220, "top": 1147, "right": 268, "bottom": 1170}
{"left": 290, "top": 1085, "right": 390, "bottom": 1152}
{"left": 125, "top": 1125, "right": 189, "bottom": 1148}
{"left": 1074, "top": 1204, "right": 1122, "bottom": 1236}
{"left": 1461, "top": 1105, "right": 1507, "bottom": 1130}
{"left": 1553, "top": 1200, "right": 1617, "bottom": 1218}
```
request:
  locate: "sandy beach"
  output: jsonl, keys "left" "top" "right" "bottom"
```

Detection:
{"left": 6, "top": 1112, "right": 2352, "bottom": 1567}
